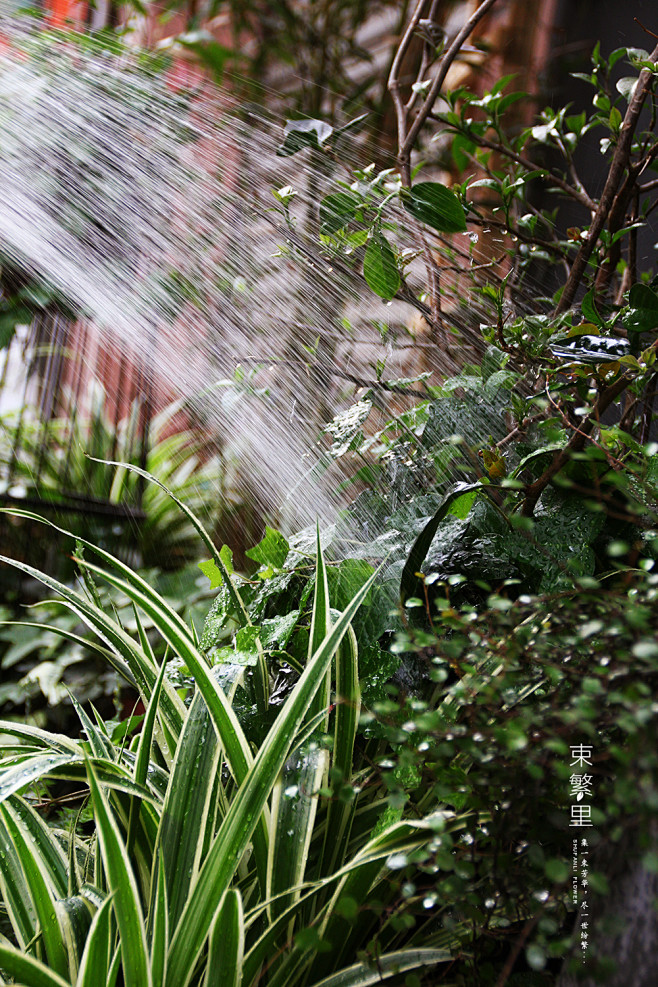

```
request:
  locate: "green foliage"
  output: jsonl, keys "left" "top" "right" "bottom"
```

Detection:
{"left": 3, "top": 15, "right": 658, "bottom": 987}
{"left": 362, "top": 234, "right": 400, "bottom": 301}
{"left": 0, "top": 391, "right": 224, "bottom": 570}
{"left": 400, "top": 182, "right": 467, "bottom": 234}
{"left": 381, "top": 565, "right": 658, "bottom": 982}
{"left": 0, "top": 519, "right": 452, "bottom": 987}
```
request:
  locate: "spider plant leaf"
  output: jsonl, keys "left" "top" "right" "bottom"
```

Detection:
{"left": 166, "top": 532, "right": 379, "bottom": 987}
{"left": 158, "top": 686, "right": 221, "bottom": 930}
{"left": 85, "top": 758, "right": 152, "bottom": 987}
{"left": 0, "top": 945, "right": 70, "bottom": 987}
{"left": 0, "top": 800, "right": 69, "bottom": 978}
{"left": 205, "top": 888, "right": 243, "bottom": 987}
{"left": 267, "top": 745, "right": 328, "bottom": 927}
{"left": 306, "top": 947, "right": 451, "bottom": 986}
{"left": 149, "top": 854, "right": 168, "bottom": 987}
{"left": 75, "top": 894, "right": 114, "bottom": 987}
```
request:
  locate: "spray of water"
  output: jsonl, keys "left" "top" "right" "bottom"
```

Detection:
{"left": 0, "top": 17, "right": 550, "bottom": 548}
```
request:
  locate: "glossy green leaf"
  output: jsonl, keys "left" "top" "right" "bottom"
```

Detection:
{"left": 402, "top": 182, "right": 467, "bottom": 233}
{"left": 166, "top": 534, "right": 378, "bottom": 987}
{"left": 205, "top": 889, "right": 243, "bottom": 987}
{"left": 400, "top": 482, "right": 483, "bottom": 607}
{"left": 267, "top": 746, "right": 328, "bottom": 925}
{"left": 308, "top": 948, "right": 451, "bottom": 986}
{"left": 319, "top": 192, "right": 360, "bottom": 234}
{"left": 85, "top": 760, "right": 152, "bottom": 987}
{"left": 75, "top": 895, "right": 114, "bottom": 987}
{"left": 625, "top": 283, "right": 658, "bottom": 333}
{"left": 149, "top": 855, "right": 168, "bottom": 987}
{"left": 363, "top": 235, "right": 400, "bottom": 300}
{"left": 581, "top": 287, "right": 605, "bottom": 329}
{"left": 319, "top": 625, "right": 360, "bottom": 878}
{"left": 0, "top": 801, "right": 69, "bottom": 978}
{"left": 158, "top": 686, "right": 221, "bottom": 930}
{"left": 0, "top": 945, "right": 70, "bottom": 987}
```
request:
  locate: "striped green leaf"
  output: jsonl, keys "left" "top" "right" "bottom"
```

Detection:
{"left": 127, "top": 659, "right": 167, "bottom": 859}
{"left": 75, "top": 895, "right": 114, "bottom": 987}
{"left": 267, "top": 746, "right": 328, "bottom": 927}
{"left": 149, "top": 855, "right": 168, "bottom": 987}
{"left": 0, "top": 811, "right": 38, "bottom": 948}
{"left": 0, "top": 547, "right": 185, "bottom": 745}
{"left": 158, "top": 686, "right": 221, "bottom": 929}
{"left": 205, "top": 889, "right": 243, "bottom": 987}
{"left": 242, "top": 819, "right": 445, "bottom": 987}
{"left": 307, "top": 947, "right": 451, "bottom": 986}
{"left": 318, "top": 626, "right": 360, "bottom": 879}
{"left": 85, "top": 760, "right": 152, "bottom": 987}
{"left": 0, "top": 945, "right": 70, "bottom": 987}
{"left": 0, "top": 753, "right": 82, "bottom": 806}
{"left": 166, "top": 534, "right": 379, "bottom": 987}
{"left": 0, "top": 802, "right": 69, "bottom": 978}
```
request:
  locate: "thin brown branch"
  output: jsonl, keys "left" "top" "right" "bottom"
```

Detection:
{"left": 555, "top": 43, "right": 658, "bottom": 314}
{"left": 521, "top": 369, "right": 637, "bottom": 516}
{"left": 396, "top": 0, "right": 501, "bottom": 186}
{"left": 388, "top": 0, "right": 428, "bottom": 169}
{"left": 447, "top": 129, "right": 597, "bottom": 212}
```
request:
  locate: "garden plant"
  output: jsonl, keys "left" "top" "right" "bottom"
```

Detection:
{"left": 1, "top": 1, "right": 658, "bottom": 985}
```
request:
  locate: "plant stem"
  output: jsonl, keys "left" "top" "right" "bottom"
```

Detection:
{"left": 555, "top": 43, "right": 658, "bottom": 314}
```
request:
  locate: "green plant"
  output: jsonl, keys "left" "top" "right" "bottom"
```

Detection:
{"left": 0, "top": 513, "right": 456, "bottom": 987}
{"left": 0, "top": 389, "right": 225, "bottom": 570}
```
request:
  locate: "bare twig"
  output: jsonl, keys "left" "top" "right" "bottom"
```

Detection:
{"left": 388, "top": 0, "right": 428, "bottom": 171}
{"left": 393, "top": 0, "right": 501, "bottom": 186}
{"left": 521, "top": 366, "right": 641, "bottom": 516}
{"left": 439, "top": 128, "right": 597, "bottom": 212}
{"left": 555, "top": 43, "right": 658, "bottom": 314}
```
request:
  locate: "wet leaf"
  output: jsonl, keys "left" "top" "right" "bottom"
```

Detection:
{"left": 363, "top": 235, "right": 400, "bottom": 300}
{"left": 402, "top": 182, "right": 467, "bottom": 233}
{"left": 319, "top": 192, "right": 360, "bottom": 234}
{"left": 277, "top": 118, "right": 334, "bottom": 156}
{"left": 246, "top": 527, "right": 290, "bottom": 569}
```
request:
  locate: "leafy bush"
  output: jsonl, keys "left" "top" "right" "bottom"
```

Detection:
{"left": 0, "top": 520, "right": 454, "bottom": 987}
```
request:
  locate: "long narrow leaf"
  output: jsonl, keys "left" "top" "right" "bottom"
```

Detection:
{"left": 0, "top": 551, "right": 185, "bottom": 745}
{"left": 167, "top": 537, "right": 379, "bottom": 987}
{"left": 318, "top": 626, "right": 360, "bottom": 880}
{"left": 127, "top": 659, "right": 167, "bottom": 860}
{"left": 85, "top": 760, "right": 152, "bottom": 987}
{"left": 0, "top": 803, "right": 69, "bottom": 978}
{"left": 75, "top": 895, "right": 114, "bottom": 987}
{"left": 85, "top": 461, "right": 249, "bottom": 621}
{"left": 0, "top": 945, "right": 70, "bottom": 987}
{"left": 6, "top": 796, "right": 68, "bottom": 897}
{"left": 0, "top": 753, "right": 83, "bottom": 805}
{"left": 307, "top": 948, "right": 451, "bottom": 987}
{"left": 0, "top": 813, "right": 38, "bottom": 948}
{"left": 69, "top": 556, "right": 270, "bottom": 895}
{"left": 399, "top": 482, "right": 483, "bottom": 607}
{"left": 205, "top": 889, "right": 243, "bottom": 987}
{"left": 149, "top": 855, "right": 168, "bottom": 987}
{"left": 267, "top": 746, "right": 327, "bottom": 927}
{"left": 242, "top": 820, "right": 444, "bottom": 987}
{"left": 158, "top": 686, "right": 221, "bottom": 930}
